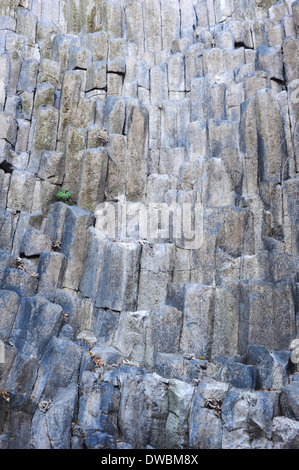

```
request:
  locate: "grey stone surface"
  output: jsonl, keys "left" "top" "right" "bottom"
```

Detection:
{"left": 272, "top": 417, "right": 299, "bottom": 449}
{"left": 280, "top": 381, "right": 299, "bottom": 421}
{"left": 9, "top": 296, "right": 64, "bottom": 357}
{"left": 94, "top": 239, "right": 141, "bottom": 312}
{"left": 77, "top": 147, "right": 108, "bottom": 212}
{"left": 38, "top": 150, "right": 65, "bottom": 185}
{"left": 37, "top": 252, "right": 68, "bottom": 303}
{"left": 20, "top": 228, "right": 52, "bottom": 256}
{"left": 60, "top": 205, "right": 95, "bottom": 291}
{"left": 0, "top": 0, "right": 297, "bottom": 451}
{"left": 0, "top": 268, "right": 38, "bottom": 297}
{"left": 0, "top": 290, "right": 21, "bottom": 340}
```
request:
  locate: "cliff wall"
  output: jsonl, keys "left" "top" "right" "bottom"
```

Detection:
{"left": 0, "top": 0, "right": 298, "bottom": 449}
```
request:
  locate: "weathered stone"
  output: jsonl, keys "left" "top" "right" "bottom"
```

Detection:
{"left": 210, "top": 357, "right": 257, "bottom": 389}
{"left": 160, "top": 101, "right": 178, "bottom": 148}
{"left": 159, "top": 147, "right": 185, "bottom": 184}
{"left": 19, "top": 91, "right": 34, "bottom": 120}
{"left": 3, "top": 348, "right": 40, "bottom": 400}
{"left": 37, "top": 59, "right": 60, "bottom": 88}
{"left": 0, "top": 54, "right": 9, "bottom": 111}
{"left": 77, "top": 148, "right": 108, "bottom": 212}
{"left": 0, "top": 16, "right": 16, "bottom": 32}
{"left": 208, "top": 119, "right": 238, "bottom": 159}
{"left": 110, "top": 309, "right": 149, "bottom": 364}
{"left": 256, "top": 89, "right": 286, "bottom": 184}
{"left": 29, "top": 106, "right": 59, "bottom": 173}
{"left": 32, "top": 334, "right": 82, "bottom": 401}
{"left": 87, "top": 125, "right": 107, "bottom": 149}
{"left": 20, "top": 228, "right": 52, "bottom": 256}
{"left": 118, "top": 372, "right": 168, "bottom": 448}
{"left": 247, "top": 391, "right": 280, "bottom": 447}
{"left": 78, "top": 378, "right": 120, "bottom": 438}
{"left": 146, "top": 305, "right": 183, "bottom": 366}
{"left": 189, "top": 378, "right": 229, "bottom": 449}
{"left": 106, "top": 1, "right": 123, "bottom": 38}
{"left": 203, "top": 48, "right": 225, "bottom": 76}
{"left": 185, "top": 44, "right": 204, "bottom": 91}
{"left": 280, "top": 380, "right": 299, "bottom": 420}
{"left": 292, "top": 0, "right": 299, "bottom": 35}
{"left": 146, "top": 173, "right": 170, "bottom": 202}
{"left": 267, "top": 22, "right": 284, "bottom": 48}
{"left": 81, "top": 31, "right": 108, "bottom": 62}
{"left": 57, "top": 71, "right": 82, "bottom": 143}
{"left": 0, "top": 290, "right": 21, "bottom": 341}
{"left": 51, "top": 34, "right": 79, "bottom": 80}
{"left": 0, "top": 112, "right": 17, "bottom": 146}
{"left": 272, "top": 417, "right": 299, "bottom": 449}
{"left": 166, "top": 282, "right": 215, "bottom": 360}
{"left": 0, "top": 169, "right": 10, "bottom": 211}
{"left": 0, "top": 0, "right": 297, "bottom": 451}
{"left": 10, "top": 212, "right": 42, "bottom": 257}
{"left": 283, "top": 36, "right": 299, "bottom": 86}
{"left": 95, "top": 239, "right": 141, "bottom": 311}
{"left": 7, "top": 170, "right": 36, "bottom": 212}
{"left": 168, "top": 52, "right": 185, "bottom": 93}
{"left": 86, "top": 61, "right": 107, "bottom": 91}
{"left": 243, "top": 71, "right": 269, "bottom": 99}
{"left": 150, "top": 63, "right": 168, "bottom": 104}
{"left": 93, "top": 307, "right": 120, "bottom": 344}
{"left": 256, "top": 45, "right": 284, "bottom": 81}
{"left": 216, "top": 207, "right": 255, "bottom": 257}
{"left": 30, "top": 179, "right": 59, "bottom": 215}
{"left": 31, "top": 384, "right": 78, "bottom": 449}
{"left": 242, "top": 280, "right": 296, "bottom": 351}
{"left": 32, "top": 83, "right": 55, "bottom": 118}
{"left": 79, "top": 227, "right": 108, "bottom": 300}
{"left": 211, "top": 288, "right": 240, "bottom": 358}
{"left": 60, "top": 205, "right": 95, "bottom": 291}
{"left": 165, "top": 379, "right": 194, "bottom": 449}
{"left": 282, "top": 177, "right": 299, "bottom": 255}
{"left": 226, "top": 80, "right": 244, "bottom": 120}
{"left": 43, "top": 202, "right": 68, "bottom": 247}
{"left": 63, "top": 126, "right": 87, "bottom": 201}
{"left": 124, "top": 1, "right": 144, "bottom": 50}
{"left": 105, "top": 134, "right": 127, "bottom": 201}
{"left": 137, "top": 243, "right": 175, "bottom": 310}
{"left": 55, "top": 288, "right": 93, "bottom": 335}
{"left": 161, "top": 0, "right": 180, "bottom": 50}
{"left": 111, "top": 303, "right": 182, "bottom": 368}
{"left": 36, "top": 20, "right": 58, "bottom": 59}
{"left": 37, "top": 252, "right": 68, "bottom": 303}
{"left": 15, "top": 119, "right": 30, "bottom": 153}
{"left": 16, "top": 9, "right": 37, "bottom": 47}
{"left": 143, "top": 0, "right": 162, "bottom": 52}
{"left": 0, "top": 390, "right": 37, "bottom": 449}
{"left": 126, "top": 105, "right": 149, "bottom": 201}
{"left": 107, "top": 72, "right": 123, "bottom": 96}
{"left": 38, "top": 150, "right": 64, "bottom": 185}
{"left": 104, "top": 96, "right": 126, "bottom": 135}
{"left": 190, "top": 77, "right": 211, "bottom": 121}
{"left": 9, "top": 296, "right": 63, "bottom": 357}
{"left": 221, "top": 390, "right": 250, "bottom": 449}
{"left": 4, "top": 94, "right": 22, "bottom": 120}
{"left": 75, "top": 98, "right": 96, "bottom": 129}
{"left": 68, "top": 46, "right": 92, "bottom": 71}
{"left": 17, "top": 59, "right": 39, "bottom": 93}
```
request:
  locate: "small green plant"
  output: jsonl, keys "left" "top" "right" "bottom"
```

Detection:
{"left": 56, "top": 187, "right": 73, "bottom": 205}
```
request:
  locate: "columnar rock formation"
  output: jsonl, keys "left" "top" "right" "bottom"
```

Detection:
{"left": 0, "top": 0, "right": 298, "bottom": 449}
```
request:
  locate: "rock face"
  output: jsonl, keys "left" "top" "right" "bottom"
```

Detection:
{"left": 0, "top": 0, "right": 298, "bottom": 450}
